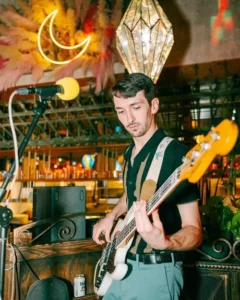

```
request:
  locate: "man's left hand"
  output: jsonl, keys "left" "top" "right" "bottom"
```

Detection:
{"left": 133, "top": 200, "right": 168, "bottom": 250}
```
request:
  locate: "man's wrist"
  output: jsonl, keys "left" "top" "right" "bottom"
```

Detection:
{"left": 105, "top": 212, "right": 117, "bottom": 221}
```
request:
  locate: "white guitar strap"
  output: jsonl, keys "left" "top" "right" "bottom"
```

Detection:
{"left": 145, "top": 137, "right": 173, "bottom": 183}
{"left": 123, "top": 137, "right": 173, "bottom": 200}
{"left": 128, "top": 136, "right": 173, "bottom": 254}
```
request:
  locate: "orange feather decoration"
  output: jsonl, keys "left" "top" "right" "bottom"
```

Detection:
{"left": 0, "top": 0, "right": 124, "bottom": 93}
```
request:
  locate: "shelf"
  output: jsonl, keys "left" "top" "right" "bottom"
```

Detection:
{"left": 2, "top": 178, "right": 123, "bottom": 182}
{"left": 97, "top": 187, "right": 123, "bottom": 189}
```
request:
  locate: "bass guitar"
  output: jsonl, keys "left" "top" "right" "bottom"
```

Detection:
{"left": 94, "top": 119, "right": 239, "bottom": 296}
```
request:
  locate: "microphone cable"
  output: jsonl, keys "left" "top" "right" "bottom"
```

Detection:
{"left": 4, "top": 90, "right": 19, "bottom": 207}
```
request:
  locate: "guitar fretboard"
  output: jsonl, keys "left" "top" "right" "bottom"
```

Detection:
{"left": 114, "top": 164, "right": 183, "bottom": 249}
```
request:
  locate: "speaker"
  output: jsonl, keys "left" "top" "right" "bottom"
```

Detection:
{"left": 182, "top": 266, "right": 230, "bottom": 300}
{"left": 33, "top": 186, "right": 86, "bottom": 244}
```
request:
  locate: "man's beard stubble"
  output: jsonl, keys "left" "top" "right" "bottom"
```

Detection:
{"left": 127, "top": 123, "right": 147, "bottom": 138}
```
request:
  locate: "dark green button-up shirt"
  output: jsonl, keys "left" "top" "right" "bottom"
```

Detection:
{"left": 123, "top": 128, "right": 199, "bottom": 253}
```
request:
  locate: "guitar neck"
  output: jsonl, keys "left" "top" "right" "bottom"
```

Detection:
{"left": 115, "top": 165, "right": 183, "bottom": 248}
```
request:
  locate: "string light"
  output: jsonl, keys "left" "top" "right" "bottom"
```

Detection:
{"left": 232, "top": 108, "right": 236, "bottom": 121}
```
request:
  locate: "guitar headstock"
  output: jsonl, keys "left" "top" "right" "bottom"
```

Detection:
{"left": 180, "top": 119, "right": 239, "bottom": 183}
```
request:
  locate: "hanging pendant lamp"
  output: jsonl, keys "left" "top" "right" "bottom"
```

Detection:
{"left": 116, "top": 0, "right": 174, "bottom": 83}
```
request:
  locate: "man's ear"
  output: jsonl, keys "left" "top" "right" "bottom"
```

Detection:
{"left": 151, "top": 98, "right": 159, "bottom": 114}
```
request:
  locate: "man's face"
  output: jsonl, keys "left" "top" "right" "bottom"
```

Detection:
{"left": 113, "top": 90, "right": 154, "bottom": 138}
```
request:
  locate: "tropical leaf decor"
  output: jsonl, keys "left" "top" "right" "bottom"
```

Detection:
{"left": 0, "top": 0, "right": 124, "bottom": 93}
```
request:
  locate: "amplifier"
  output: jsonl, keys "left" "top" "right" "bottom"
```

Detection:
{"left": 33, "top": 186, "right": 86, "bottom": 244}
{"left": 182, "top": 264, "right": 231, "bottom": 300}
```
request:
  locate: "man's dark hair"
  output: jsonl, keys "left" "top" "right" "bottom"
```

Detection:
{"left": 111, "top": 73, "right": 156, "bottom": 103}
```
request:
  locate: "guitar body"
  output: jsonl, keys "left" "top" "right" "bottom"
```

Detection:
{"left": 94, "top": 207, "right": 135, "bottom": 296}
{"left": 94, "top": 119, "right": 239, "bottom": 297}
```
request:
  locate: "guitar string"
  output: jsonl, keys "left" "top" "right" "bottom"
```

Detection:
{"left": 114, "top": 151, "right": 199, "bottom": 248}
{"left": 97, "top": 148, "right": 206, "bottom": 279}
{"left": 148, "top": 166, "right": 183, "bottom": 210}
{"left": 99, "top": 146, "right": 209, "bottom": 281}
{"left": 96, "top": 139, "right": 217, "bottom": 285}
{"left": 115, "top": 167, "right": 180, "bottom": 247}
{"left": 105, "top": 151, "right": 200, "bottom": 253}
{"left": 102, "top": 239, "right": 116, "bottom": 263}
{"left": 115, "top": 164, "right": 183, "bottom": 248}
{"left": 96, "top": 142, "right": 177, "bottom": 277}
{"left": 145, "top": 148, "right": 205, "bottom": 215}
{"left": 100, "top": 153, "right": 199, "bottom": 270}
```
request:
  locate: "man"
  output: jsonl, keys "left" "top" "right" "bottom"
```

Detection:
{"left": 93, "top": 73, "right": 202, "bottom": 300}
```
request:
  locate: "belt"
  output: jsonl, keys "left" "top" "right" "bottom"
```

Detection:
{"left": 127, "top": 251, "right": 185, "bottom": 264}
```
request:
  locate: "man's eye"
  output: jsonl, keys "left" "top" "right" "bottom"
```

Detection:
{"left": 117, "top": 111, "right": 124, "bottom": 114}
{"left": 133, "top": 106, "right": 140, "bottom": 110}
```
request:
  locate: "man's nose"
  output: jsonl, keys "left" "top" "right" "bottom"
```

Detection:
{"left": 127, "top": 111, "right": 135, "bottom": 123}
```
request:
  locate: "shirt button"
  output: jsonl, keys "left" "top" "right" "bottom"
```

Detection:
{"left": 129, "top": 181, "right": 132, "bottom": 185}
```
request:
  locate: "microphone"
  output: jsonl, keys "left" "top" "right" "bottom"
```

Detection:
{"left": 16, "top": 77, "right": 80, "bottom": 101}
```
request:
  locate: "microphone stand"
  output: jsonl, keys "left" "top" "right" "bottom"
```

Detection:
{"left": 0, "top": 98, "right": 49, "bottom": 299}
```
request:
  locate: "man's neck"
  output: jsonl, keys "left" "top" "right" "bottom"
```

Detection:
{"left": 133, "top": 125, "right": 158, "bottom": 156}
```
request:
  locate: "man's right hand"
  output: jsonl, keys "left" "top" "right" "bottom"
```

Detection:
{"left": 92, "top": 214, "right": 115, "bottom": 244}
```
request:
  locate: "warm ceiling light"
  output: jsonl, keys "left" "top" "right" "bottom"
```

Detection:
{"left": 116, "top": 0, "right": 174, "bottom": 83}
{"left": 38, "top": 9, "right": 91, "bottom": 65}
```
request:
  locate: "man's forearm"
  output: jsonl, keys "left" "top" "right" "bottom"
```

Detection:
{"left": 165, "top": 225, "right": 202, "bottom": 251}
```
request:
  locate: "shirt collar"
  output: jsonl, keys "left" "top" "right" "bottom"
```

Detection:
{"left": 124, "top": 128, "right": 167, "bottom": 163}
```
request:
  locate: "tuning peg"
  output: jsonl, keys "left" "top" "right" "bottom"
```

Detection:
{"left": 200, "top": 142, "right": 210, "bottom": 150}
{"left": 210, "top": 132, "right": 219, "bottom": 141}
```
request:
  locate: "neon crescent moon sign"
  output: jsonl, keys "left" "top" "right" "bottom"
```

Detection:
{"left": 38, "top": 9, "right": 91, "bottom": 65}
